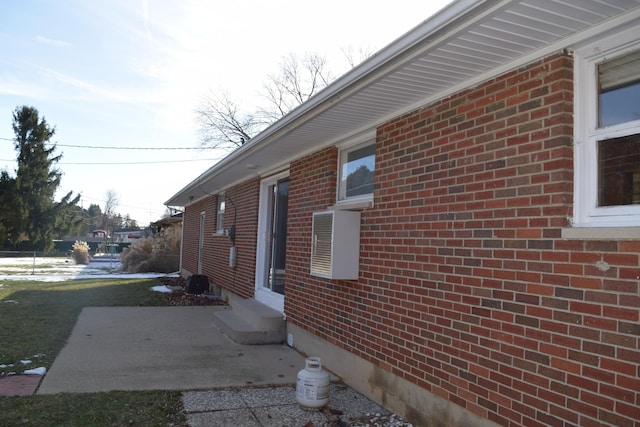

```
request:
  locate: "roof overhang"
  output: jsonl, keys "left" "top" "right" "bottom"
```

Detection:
{"left": 151, "top": 213, "right": 183, "bottom": 228}
{"left": 166, "top": 0, "right": 640, "bottom": 207}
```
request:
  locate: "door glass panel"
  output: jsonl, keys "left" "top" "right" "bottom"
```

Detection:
{"left": 265, "top": 178, "right": 289, "bottom": 295}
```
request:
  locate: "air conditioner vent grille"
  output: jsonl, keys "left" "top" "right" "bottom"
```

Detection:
{"left": 310, "top": 210, "right": 360, "bottom": 280}
{"left": 311, "top": 213, "right": 333, "bottom": 276}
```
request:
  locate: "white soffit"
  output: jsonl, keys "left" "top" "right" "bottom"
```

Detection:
{"left": 166, "top": 0, "right": 640, "bottom": 207}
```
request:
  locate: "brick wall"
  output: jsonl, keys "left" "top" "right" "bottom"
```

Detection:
{"left": 286, "top": 51, "right": 640, "bottom": 426}
{"left": 286, "top": 145, "right": 339, "bottom": 318}
{"left": 181, "top": 178, "right": 260, "bottom": 298}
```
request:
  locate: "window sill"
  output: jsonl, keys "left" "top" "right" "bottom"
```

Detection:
{"left": 561, "top": 226, "right": 640, "bottom": 240}
{"left": 331, "top": 198, "right": 373, "bottom": 211}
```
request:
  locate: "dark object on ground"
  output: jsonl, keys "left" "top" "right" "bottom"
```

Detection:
{"left": 185, "top": 274, "right": 209, "bottom": 294}
{"left": 156, "top": 276, "right": 225, "bottom": 307}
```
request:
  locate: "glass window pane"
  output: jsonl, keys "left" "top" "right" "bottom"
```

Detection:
{"left": 342, "top": 144, "right": 375, "bottom": 198}
{"left": 598, "top": 134, "right": 640, "bottom": 206}
{"left": 598, "top": 50, "right": 640, "bottom": 127}
{"left": 216, "top": 194, "right": 225, "bottom": 232}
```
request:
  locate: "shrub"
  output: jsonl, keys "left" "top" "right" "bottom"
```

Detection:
{"left": 120, "top": 227, "right": 180, "bottom": 273}
{"left": 71, "top": 240, "right": 91, "bottom": 265}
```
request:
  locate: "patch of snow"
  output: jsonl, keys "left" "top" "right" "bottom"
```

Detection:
{"left": 24, "top": 367, "right": 47, "bottom": 375}
{"left": 20, "top": 360, "right": 32, "bottom": 365}
{"left": 151, "top": 285, "right": 173, "bottom": 293}
{"left": 2, "top": 300, "right": 18, "bottom": 303}
{"left": 0, "top": 257, "right": 178, "bottom": 282}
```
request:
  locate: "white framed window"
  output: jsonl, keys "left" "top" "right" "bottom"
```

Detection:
{"left": 216, "top": 193, "right": 225, "bottom": 234}
{"left": 337, "top": 140, "right": 375, "bottom": 204}
{"left": 574, "top": 27, "right": 640, "bottom": 228}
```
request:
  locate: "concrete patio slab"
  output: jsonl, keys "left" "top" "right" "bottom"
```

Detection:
{"left": 32, "top": 305, "right": 413, "bottom": 425}
{"left": 37, "top": 306, "right": 305, "bottom": 394}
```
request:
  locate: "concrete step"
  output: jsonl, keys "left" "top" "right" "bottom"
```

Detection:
{"left": 213, "top": 298, "right": 285, "bottom": 345}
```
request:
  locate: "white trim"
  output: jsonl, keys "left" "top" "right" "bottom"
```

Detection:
{"left": 333, "top": 198, "right": 374, "bottom": 211}
{"left": 255, "top": 287, "right": 284, "bottom": 313}
{"left": 178, "top": 217, "right": 185, "bottom": 273}
{"left": 216, "top": 193, "right": 225, "bottom": 235}
{"left": 573, "top": 25, "right": 640, "bottom": 228}
{"left": 197, "top": 211, "right": 205, "bottom": 275}
{"left": 254, "top": 171, "right": 288, "bottom": 313}
{"left": 333, "top": 129, "right": 376, "bottom": 210}
{"left": 337, "top": 139, "right": 376, "bottom": 203}
{"left": 259, "top": 166, "right": 290, "bottom": 182}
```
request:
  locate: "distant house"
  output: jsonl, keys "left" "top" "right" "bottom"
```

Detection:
{"left": 112, "top": 229, "right": 144, "bottom": 243}
{"left": 150, "top": 212, "right": 183, "bottom": 234}
{"left": 166, "top": 1, "right": 640, "bottom": 425}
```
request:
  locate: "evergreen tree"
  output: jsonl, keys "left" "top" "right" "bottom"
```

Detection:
{"left": 10, "top": 106, "right": 80, "bottom": 251}
{"left": 0, "top": 170, "right": 19, "bottom": 247}
{"left": 86, "top": 203, "right": 103, "bottom": 233}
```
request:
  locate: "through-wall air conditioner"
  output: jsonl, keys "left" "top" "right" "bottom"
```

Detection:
{"left": 310, "top": 209, "right": 360, "bottom": 280}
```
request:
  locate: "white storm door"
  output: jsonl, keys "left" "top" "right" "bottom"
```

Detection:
{"left": 197, "top": 211, "right": 205, "bottom": 274}
{"left": 255, "top": 173, "right": 289, "bottom": 312}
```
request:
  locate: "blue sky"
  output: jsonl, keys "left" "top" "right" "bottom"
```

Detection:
{"left": 0, "top": 0, "right": 451, "bottom": 224}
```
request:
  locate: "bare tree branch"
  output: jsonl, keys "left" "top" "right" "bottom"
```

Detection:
{"left": 195, "top": 51, "right": 342, "bottom": 151}
{"left": 259, "top": 52, "right": 333, "bottom": 123}
{"left": 195, "top": 90, "right": 267, "bottom": 150}
{"left": 100, "top": 189, "right": 119, "bottom": 230}
{"left": 341, "top": 45, "right": 375, "bottom": 68}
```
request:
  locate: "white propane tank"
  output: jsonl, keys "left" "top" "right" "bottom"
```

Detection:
{"left": 296, "top": 357, "right": 330, "bottom": 409}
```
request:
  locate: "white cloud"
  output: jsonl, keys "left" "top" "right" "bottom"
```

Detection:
{"left": 35, "top": 35, "right": 71, "bottom": 48}
{"left": 0, "top": 72, "right": 42, "bottom": 98}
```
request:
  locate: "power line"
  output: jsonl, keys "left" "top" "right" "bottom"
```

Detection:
{"left": 56, "top": 143, "right": 205, "bottom": 150}
{"left": 59, "top": 158, "right": 222, "bottom": 165}
{"left": 2, "top": 137, "right": 205, "bottom": 150}
{"left": 0, "top": 157, "right": 222, "bottom": 165}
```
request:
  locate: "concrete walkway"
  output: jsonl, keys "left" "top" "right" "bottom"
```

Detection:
{"left": 36, "top": 306, "right": 404, "bottom": 426}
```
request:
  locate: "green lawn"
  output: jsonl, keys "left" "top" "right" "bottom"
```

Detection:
{"left": 0, "top": 390, "right": 185, "bottom": 426}
{"left": 0, "top": 278, "right": 187, "bottom": 426}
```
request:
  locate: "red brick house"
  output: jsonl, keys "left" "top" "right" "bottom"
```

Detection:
{"left": 166, "top": 1, "right": 640, "bottom": 425}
